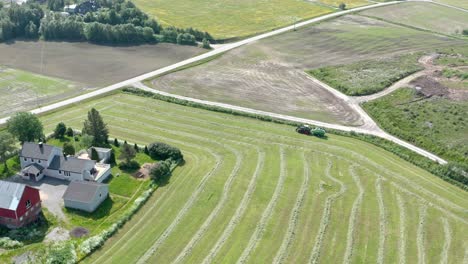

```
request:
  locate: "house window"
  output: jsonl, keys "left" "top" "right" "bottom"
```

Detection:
{"left": 26, "top": 200, "right": 31, "bottom": 209}
{"left": 64, "top": 171, "right": 71, "bottom": 177}
{"left": 24, "top": 158, "right": 27, "bottom": 161}
{"left": 20, "top": 216, "right": 23, "bottom": 222}
{"left": 38, "top": 160, "right": 41, "bottom": 164}
{"left": 59, "top": 170, "right": 62, "bottom": 174}
{"left": 31, "top": 159, "right": 34, "bottom": 162}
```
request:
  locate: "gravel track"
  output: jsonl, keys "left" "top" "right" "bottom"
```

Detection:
{"left": 396, "top": 194, "right": 407, "bottom": 264}
{"left": 236, "top": 147, "right": 287, "bottom": 264}
{"left": 309, "top": 161, "right": 347, "bottom": 264}
{"left": 417, "top": 205, "right": 428, "bottom": 264}
{"left": 273, "top": 151, "right": 310, "bottom": 264}
{"left": 342, "top": 166, "right": 364, "bottom": 264}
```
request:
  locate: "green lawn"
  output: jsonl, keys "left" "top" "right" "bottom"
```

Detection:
{"left": 360, "top": 2, "right": 468, "bottom": 36}
{"left": 27, "top": 92, "right": 468, "bottom": 264}
{"left": 0, "top": 67, "right": 85, "bottom": 118}
{"left": 363, "top": 88, "right": 468, "bottom": 163}
{"left": 308, "top": 53, "right": 423, "bottom": 95}
{"left": 132, "top": 0, "right": 333, "bottom": 40}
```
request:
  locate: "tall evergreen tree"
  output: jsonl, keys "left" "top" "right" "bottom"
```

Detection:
{"left": 82, "top": 108, "right": 108, "bottom": 146}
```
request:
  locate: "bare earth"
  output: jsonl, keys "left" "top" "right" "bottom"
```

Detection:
{"left": 0, "top": 41, "right": 203, "bottom": 86}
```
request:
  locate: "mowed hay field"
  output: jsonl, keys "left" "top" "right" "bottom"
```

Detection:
{"left": 434, "top": 0, "right": 468, "bottom": 9}
{"left": 360, "top": 2, "right": 468, "bottom": 35}
{"left": 0, "top": 41, "right": 203, "bottom": 87}
{"left": 0, "top": 67, "right": 91, "bottom": 117}
{"left": 132, "top": 0, "right": 333, "bottom": 40}
{"left": 148, "top": 15, "right": 465, "bottom": 126}
{"left": 39, "top": 93, "right": 468, "bottom": 264}
{"left": 317, "top": 0, "right": 370, "bottom": 8}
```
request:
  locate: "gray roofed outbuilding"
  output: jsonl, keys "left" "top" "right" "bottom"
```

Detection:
{"left": 63, "top": 181, "right": 109, "bottom": 213}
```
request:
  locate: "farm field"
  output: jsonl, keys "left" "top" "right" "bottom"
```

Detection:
{"left": 360, "top": 2, "right": 468, "bottom": 35}
{"left": 36, "top": 92, "right": 468, "bottom": 264}
{"left": 0, "top": 41, "right": 203, "bottom": 87}
{"left": 148, "top": 15, "right": 465, "bottom": 126}
{"left": 132, "top": 0, "right": 333, "bottom": 40}
{"left": 0, "top": 67, "right": 90, "bottom": 118}
{"left": 317, "top": 0, "right": 370, "bottom": 8}
{"left": 434, "top": 0, "right": 468, "bottom": 9}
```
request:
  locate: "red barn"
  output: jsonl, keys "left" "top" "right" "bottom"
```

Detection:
{"left": 0, "top": 181, "right": 42, "bottom": 228}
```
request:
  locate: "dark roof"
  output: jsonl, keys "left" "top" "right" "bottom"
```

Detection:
{"left": 20, "top": 142, "right": 57, "bottom": 160}
{"left": 0, "top": 181, "right": 26, "bottom": 210}
{"left": 63, "top": 181, "right": 107, "bottom": 203}
{"left": 22, "top": 164, "right": 44, "bottom": 175}
{"left": 48, "top": 156, "right": 95, "bottom": 173}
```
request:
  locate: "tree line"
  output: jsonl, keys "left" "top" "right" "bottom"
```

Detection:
{"left": 0, "top": 0, "right": 213, "bottom": 47}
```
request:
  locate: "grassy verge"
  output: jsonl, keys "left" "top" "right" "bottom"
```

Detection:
{"left": 308, "top": 53, "right": 424, "bottom": 95}
{"left": 122, "top": 87, "right": 467, "bottom": 190}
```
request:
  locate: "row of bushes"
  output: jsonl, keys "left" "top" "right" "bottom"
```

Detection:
{"left": 122, "top": 87, "right": 467, "bottom": 190}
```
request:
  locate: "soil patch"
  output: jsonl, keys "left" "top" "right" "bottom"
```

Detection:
{"left": 411, "top": 76, "right": 449, "bottom": 97}
{"left": 45, "top": 227, "right": 71, "bottom": 243}
{"left": 133, "top": 163, "right": 153, "bottom": 180}
{"left": 70, "top": 227, "right": 90, "bottom": 238}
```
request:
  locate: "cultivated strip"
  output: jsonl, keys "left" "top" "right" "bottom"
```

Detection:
{"left": 396, "top": 193, "right": 406, "bottom": 264}
{"left": 171, "top": 145, "right": 245, "bottom": 263}
{"left": 376, "top": 177, "right": 386, "bottom": 264}
{"left": 273, "top": 152, "right": 310, "bottom": 264}
{"left": 342, "top": 165, "right": 364, "bottom": 264}
{"left": 440, "top": 217, "right": 451, "bottom": 264}
{"left": 202, "top": 149, "right": 266, "bottom": 264}
{"left": 236, "top": 147, "right": 287, "bottom": 264}
{"left": 309, "top": 160, "right": 347, "bottom": 264}
{"left": 417, "top": 204, "right": 428, "bottom": 264}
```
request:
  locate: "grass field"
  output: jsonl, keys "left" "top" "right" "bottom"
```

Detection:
{"left": 309, "top": 53, "right": 423, "bottom": 95}
{"left": 0, "top": 67, "right": 90, "bottom": 117}
{"left": 33, "top": 92, "right": 468, "bottom": 264}
{"left": 132, "top": 0, "right": 333, "bottom": 40}
{"left": 0, "top": 41, "right": 203, "bottom": 87}
{"left": 360, "top": 2, "right": 468, "bottom": 35}
{"left": 434, "top": 0, "right": 468, "bottom": 9}
{"left": 317, "top": 0, "right": 370, "bottom": 8}
{"left": 363, "top": 88, "right": 468, "bottom": 164}
{"left": 148, "top": 15, "right": 465, "bottom": 125}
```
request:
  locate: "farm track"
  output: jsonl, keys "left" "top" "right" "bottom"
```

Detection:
{"left": 37, "top": 94, "right": 468, "bottom": 264}
{"left": 376, "top": 178, "right": 387, "bottom": 264}
{"left": 417, "top": 205, "right": 428, "bottom": 264}
{"left": 201, "top": 149, "right": 265, "bottom": 264}
{"left": 309, "top": 161, "right": 347, "bottom": 264}
{"left": 342, "top": 166, "right": 364, "bottom": 264}
{"left": 273, "top": 152, "right": 310, "bottom": 264}
{"left": 396, "top": 194, "right": 407, "bottom": 264}
{"left": 236, "top": 148, "right": 287, "bottom": 264}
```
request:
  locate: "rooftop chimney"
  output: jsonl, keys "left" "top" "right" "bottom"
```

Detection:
{"left": 39, "top": 142, "right": 43, "bottom": 149}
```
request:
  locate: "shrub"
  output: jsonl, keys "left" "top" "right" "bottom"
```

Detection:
{"left": 113, "top": 138, "right": 120, "bottom": 147}
{"left": 54, "top": 122, "right": 66, "bottom": 138}
{"left": 144, "top": 145, "right": 149, "bottom": 155}
{"left": 339, "top": 3, "right": 346, "bottom": 10}
{"left": 0, "top": 237, "right": 23, "bottom": 249}
{"left": 118, "top": 160, "right": 140, "bottom": 171}
{"left": 134, "top": 143, "right": 139, "bottom": 152}
{"left": 109, "top": 150, "right": 116, "bottom": 165}
{"left": 90, "top": 147, "right": 99, "bottom": 161}
{"left": 148, "top": 142, "right": 183, "bottom": 161}
{"left": 63, "top": 143, "right": 75, "bottom": 156}
{"left": 45, "top": 242, "right": 77, "bottom": 264}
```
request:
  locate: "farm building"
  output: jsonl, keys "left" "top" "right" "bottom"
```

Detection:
{"left": 63, "top": 181, "right": 109, "bottom": 213}
{"left": 19, "top": 142, "right": 111, "bottom": 183}
{"left": 0, "top": 181, "right": 41, "bottom": 228}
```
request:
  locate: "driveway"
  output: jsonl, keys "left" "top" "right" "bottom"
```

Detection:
{"left": 12, "top": 176, "right": 69, "bottom": 222}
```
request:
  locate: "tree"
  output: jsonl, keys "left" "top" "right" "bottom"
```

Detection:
{"left": 90, "top": 147, "right": 99, "bottom": 161}
{"left": 54, "top": 122, "right": 67, "bottom": 139}
{"left": 109, "top": 150, "right": 116, "bottom": 164}
{"left": 7, "top": 112, "right": 44, "bottom": 143}
{"left": 144, "top": 145, "right": 149, "bottom": 155}
{"left": 150, "top": 160, "right": 171, "bottom": 182}
{"left": 0, "top": 132, "right": 15, "bottom": 169}
{"left": 148, "top": 142, "right": 183, "bottom": 161}
{"left": 24, "top": 21, "right": 38, "bottom": 38}
{"left": 134, "top": 143, "right": 139, "bottom": 152}
{"left": 312, "top": 128, "right": 326, "bottom": 138}
{"left": 82, "top": 108, "right": 108, "bottom": 146}
{"left": 463, "top": 29, "right": 468, "bottom": 36}
{"left": 113, "top": 138, "right": 120, "bottom": 147}
{"left": 202, "top": 38, "right": 211, "bottom": 49}
{"left": 66, "top": 127, "right": 74, "bottom": 137}
{"left": 119, "top": 143, "right": 136, "bottom": 163}
{"left": 47, "top": 0, "right": 65, "bottom": 11}
{"left": 63, "top": 142, "right": 75, "bottom": 156}
{"left": 339, "top": 3, "right": 346, "bottom": 10}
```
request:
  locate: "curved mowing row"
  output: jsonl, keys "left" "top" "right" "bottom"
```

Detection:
{"left": 40, "top": 93, "right": 468, "bottom": 264}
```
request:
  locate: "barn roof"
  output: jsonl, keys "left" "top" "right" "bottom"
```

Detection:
{"left": 0, "top": 181, "right": 26, "bottom": 210}
{"left": 63, "top": 181, "right": 106, "bottom": 203}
